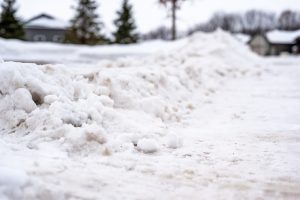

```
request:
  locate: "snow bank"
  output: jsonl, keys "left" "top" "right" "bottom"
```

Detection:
{"left": 0, "top": 31, "right": 263, "bottom": 154}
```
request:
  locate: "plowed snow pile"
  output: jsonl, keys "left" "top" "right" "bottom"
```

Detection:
{"left": 0, "top": 31, "right": 262, "bottom": 155}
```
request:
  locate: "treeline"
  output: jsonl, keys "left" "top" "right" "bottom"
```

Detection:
{"left": 140, "top": 10, "right": 300, "bottom": 41}
{"left": 188, "top": 10, "right": 300, "bottom": 36}
{"left": 1, "top": 0, "right": 300, "bottom": 44}
{"left": 0, "top": 0, "right": 138, "bottom": 45}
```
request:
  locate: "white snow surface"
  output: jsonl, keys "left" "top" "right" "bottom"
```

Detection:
{"left": 267, "top": 29, "right": 300, "bottom": 43}
{"left": 137, "top": 138, "right": 159, "bottom": 153}
{"left": 234, "top": 33, "right": 251, "bottom": 44}
{"left": 1, "top": 31, "right": 300, "bottom": 199}
{"left": 0, "top": 37, "right": 188, "bottom": 65}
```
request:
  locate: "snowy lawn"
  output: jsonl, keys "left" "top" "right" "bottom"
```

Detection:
{"left": 0, "top": 37, "right": 187, "bottom": 66}
{"left": 0, "top": 31, "right": 299, "bottom": 200}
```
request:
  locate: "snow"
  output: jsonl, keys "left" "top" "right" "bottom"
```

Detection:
{"left": 25, "top": 17, "right": 68, "bottom": 29}
{"left": 137, "top": 138, "right": 159, "bottom": 153}
{"left": 267, "top": 29, "right": 300, "bottom": 44}
{"left": 0, "top": 30, "right": 300, "bottom": 199}
{"left": 234, "top": 33, "right": 250, "bottom": 43}
{"left": 165, "top": 133, "right": 183, "bottom": 149}
{"left": 0, "top": 30, "right": 262, "bottom": 152}
{"left": 11, "top": 88, "right": 37, "bottom": 113}
{"left": 0, "top": 167, "right": 29, "bottom": 187}
{"left": 0, "top": 37, "right": 188, "bottom": 65}
{"left": 0, "top": 167, "right": 30, "bottom": 200}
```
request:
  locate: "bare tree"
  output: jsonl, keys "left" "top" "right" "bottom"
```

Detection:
{"left": 242, "top": 10, "right": 276, "bottom": 35}
{"left": 189, "top": 12, "right": 244, "bottom": 34}
{"left": 188, "top": 10, "right": 279, "bottom": 36}
{"left": 159, "top": 0, "right": 186, "bottom": 40}
{"left": 141, "top": 26, "right": 172, "bottom": 40}
{"left": 278, "top": 10, "right": 300, "bottom": 30}
{"left": 223, "top": 13, "right": 243, "bottom": 33}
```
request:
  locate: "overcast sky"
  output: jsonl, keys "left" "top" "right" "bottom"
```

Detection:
{"left": 1, "top": 0, "right": 300, "bottom": 33}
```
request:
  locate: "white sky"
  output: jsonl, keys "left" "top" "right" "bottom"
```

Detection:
{"left": 1, "top": 0, "right": 300, "bottom": 33}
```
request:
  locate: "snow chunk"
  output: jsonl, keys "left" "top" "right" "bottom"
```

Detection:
{"left": 166, "top": 134, "right": 183, "bottom": 149}
{"left": 52, "top": 124, "right": 107, "bottom": 151}
{"left": 44, "top": 94, "right": 59, "bottom": 104}
{"left": 12, "top": 88, "right": 37, "bottom": 113}
{"left": 137, "top": 138, "right": 159, "bottom": 153}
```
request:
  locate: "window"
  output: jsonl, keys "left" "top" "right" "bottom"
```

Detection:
{"left": 33, "top": 35, "right": 46, "bottom": 42}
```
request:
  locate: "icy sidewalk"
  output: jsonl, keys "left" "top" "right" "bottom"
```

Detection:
{"left": 169, "top": 60, "right": 300, "bottom": 199}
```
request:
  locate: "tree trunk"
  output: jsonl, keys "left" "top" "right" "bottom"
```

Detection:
{"left": 171, "top": 0, "right": 176, "bottom": 40}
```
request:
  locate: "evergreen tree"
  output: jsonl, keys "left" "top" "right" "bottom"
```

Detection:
{"left": 65, "top": 0, "right": 107, "bottom": 45}
{"left": 0, "top": 0, "right": 24, "bottom": 40}
{"left": 113, "top": 0, "right": 138, "bottom": 44}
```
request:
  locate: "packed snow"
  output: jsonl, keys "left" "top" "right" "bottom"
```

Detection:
{"left": 0, "top": 30, "right": 299, "bottom": 200}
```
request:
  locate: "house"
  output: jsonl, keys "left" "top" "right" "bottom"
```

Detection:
{"left": 24, "top": 14, "right": 68, "bottom": 43}
{"left": 248, "top": 30, "right": 300, "bottom": 56}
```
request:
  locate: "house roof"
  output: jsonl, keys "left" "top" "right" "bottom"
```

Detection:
{"left": 25, "top": 13, "right": 68, "bottom": 30}
{"left": 266, "top": 30, "right": 300, "bottom": 44}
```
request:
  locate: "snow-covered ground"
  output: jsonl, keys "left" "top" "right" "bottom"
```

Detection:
{"left": 0, "top": 31, "right": 299, "bottom": 200}
{"left": 0, "top": 37, "right": 188, "bottom": 66}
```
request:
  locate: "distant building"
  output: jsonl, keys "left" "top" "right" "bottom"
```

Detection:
{"left": 248, "top": 30, "right": 300, "bottom": 56}
{"left": 24, "top": 14, "right": 68, "bottom": 43}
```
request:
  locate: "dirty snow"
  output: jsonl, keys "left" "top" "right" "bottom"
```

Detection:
{"left": 0, "top": 31, "right": 299, "bottom": 200}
